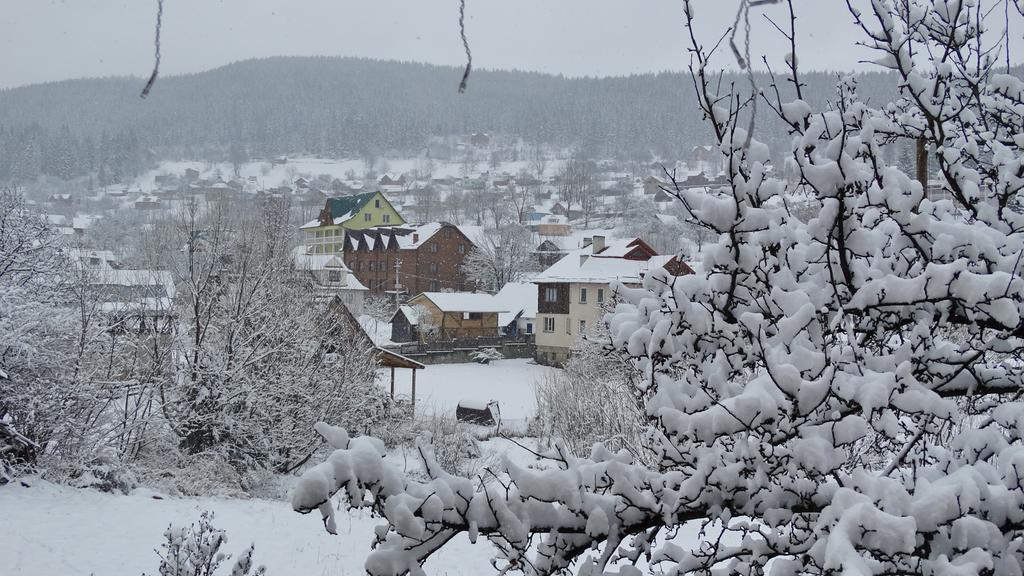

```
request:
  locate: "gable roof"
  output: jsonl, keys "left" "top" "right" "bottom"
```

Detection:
{"left": 325, "top": 192, "right": 378, "bottom": 223}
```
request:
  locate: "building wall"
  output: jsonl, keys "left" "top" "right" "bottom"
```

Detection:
{"left": 405, "top": 295, "right": 498, "bottom": 340}
{"left": 535, "top": 282, "right": 622, "bottom": 365}
{"left": 344, "top": 192, "right": 406, "bottom": 230}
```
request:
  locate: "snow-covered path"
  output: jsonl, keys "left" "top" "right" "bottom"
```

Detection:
{"left": 0, "top": 481, "right": 492, "bottom": 576}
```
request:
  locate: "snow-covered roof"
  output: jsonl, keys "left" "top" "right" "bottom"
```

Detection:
{"left": 534, "top": 249, "right": 655, "bottom": 284}
{"left": 396, "top": 223, "right": 443, "bottom": 249}
{"left": 397, "top": 305, "right": 421, "bottom": 326}
{"left": 292, "top": 247, "right": 353, "bottom": 272}
{"left": 91, "top": 269, "right": 177, "bottom": 314}
{"left": 493, "top": 282, "right": 538, "bottom": 323}
{"left": 416, "top": 292, "right": 509, "bottom": 313}
{"left": 592, "top": 238, "right": 643, "bottom": 258}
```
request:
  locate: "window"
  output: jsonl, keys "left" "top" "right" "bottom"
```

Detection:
{"left": 328, "top": 270, "right": 341, "bottom": 283}
{"left": 543, "top": 317, "right": 555, "bottom": 332}
{"left": 343, "top": 292, "right": 353, "bottom": 303}
{"left": 356, "top": 261, "right": 362, "bottom": 271}
{"left": 458, "top": 243, "right": 465, "bottom": 254}
{"left": 565, "top": 318, "right": 572, "bottom": 334}
{"left": 429, "top": 262, "right": 439, "bottom": 274}
{"left": 364, "top": 212, "right": 371, "bottom": 222}
{"left": 544, "top": 287, "right": 558, "bottom": 302}
{"left": 597, "top": 288, "right": 605, "bottom": 303}
{"left": 430, "top": 243, "right": 439, "bottom": 253}
{"left": 526, "top": 322, "right": 534, "bottom": 334}
{"left": 368, "top": 261, "right": 375, "bottom": 272}
{"left": 580, "top": 288, "right": 588, "bottom": 304}
{"left": 375, "top": 199, "right": 381, "bottom": 208}
{"left": 430, "top": 280, "right": 440, "bottom": 291}
{"left": 383, "top": 214, "right": 391, "bottom": 223}
{"left": 579, "top": 320, "right": 587, "bottom": 333}
{"left": 462, "top": 312, "right": 483, "bottom": 320}
{"left": 444, "top": 227, "right": 452, "bottom": 238}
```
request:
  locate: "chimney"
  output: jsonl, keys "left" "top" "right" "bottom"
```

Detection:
{"left": 583, "top": 237, "right": 592, "bottom": 248}
{"left": 580, "top": 253, "right": 589, "bottom": 267}
{"left": 413, "top": 233, "right": 419, "bottom": 243}
{"left": 592, "top": 235, "right": 606, "bottom": 254}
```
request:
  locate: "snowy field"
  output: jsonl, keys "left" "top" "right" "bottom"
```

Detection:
{"left": 380, "top": 358, "right": 556, "bottom": 424}
{"left": 0, "top": 478, "right": 498, "bottom": 576}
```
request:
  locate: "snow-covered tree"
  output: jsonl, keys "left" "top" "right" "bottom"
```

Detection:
{"left": 461, "top": 225, "right": 535, "bottom": 293}
{"left": 292, "top": 2, "right": 1024, "bottom": 575}
{"left": 154, "top": 198, "right": 387, "bottom": 472}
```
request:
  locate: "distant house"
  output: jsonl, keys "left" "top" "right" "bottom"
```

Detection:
{"left": 300, "top": 192, "right": 407, "bottom": 254}
{"left": 68, "top": 248, "right": 120, "bottom": 271}
{"left": 533, "top": 236, "right": 693, "bottom": 365}
{"left": 470, "top": 133, "right": 491, "bottom": 147}
{"left": 292, "top": 248, "right": 369, "bottom": 315}
{"left": 393, "top": 292, "right": 506, "bottom": 342}
{"left": 134, "top": 195, "right": 162, "bottom": 210}
{"left": 378, "top": 173, "right": 408, "bottom": 191}
{"left": 536, "top": 214, "right": 570, "bottom": 237}
{"left": 535, "top": 239, "right": 567, "bottom": 269}
{"left": 91, "top": 269, "right": 177, "bottom": 332}
{"left": 184, "top": 168, "right": 200, "bottom": 182}
{"left": 342, "top": 222, "right": 475, "bottom": 296}
{"left": 48, "top": 194, "right": 74, "bottom": 206}
{"left": 643, "top": 176, "right": 666, "bottom": 195}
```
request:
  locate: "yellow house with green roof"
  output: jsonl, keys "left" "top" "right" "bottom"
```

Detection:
{"left": 301, "top": 191, "right": 406, "bottom": 254}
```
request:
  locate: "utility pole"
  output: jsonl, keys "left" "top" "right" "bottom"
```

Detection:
{"left": 392, "top": 257, "right": 402, "bottom": 306}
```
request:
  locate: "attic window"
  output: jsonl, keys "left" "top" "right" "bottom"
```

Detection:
{"left": 375, "top": 199, "right": 381, "bottom": 208}
{"left": 383, "top": 214, "right": 391, "bottom": 223}
{"left": 328, "top": 270, "right": 341, "bottom": 282}
{"left": 364, "top": 213, "right": 372, "bottom": 222}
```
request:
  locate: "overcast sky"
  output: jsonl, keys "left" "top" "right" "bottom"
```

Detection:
{"left": 2, "top": 1, "right": 1022, "bottom": 89}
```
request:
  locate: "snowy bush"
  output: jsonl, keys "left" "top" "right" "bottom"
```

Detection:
{"left": 532, "top": 332, "right": 646, "bottom": 460}
{"left": 470, "top": 347, "right": 503, "bottom": 364}
{"left": 0, "top": 413, "right": 37, "bottom": 484}
{"left": 291, "top": 2, "right": 1024, "bottom": 575}
{"left": 149, "top": 511, "right": 266, "bottom": 576}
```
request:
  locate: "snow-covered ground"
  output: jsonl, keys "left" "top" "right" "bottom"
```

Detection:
{"left": 0, "top": 477, "right": 498, "bottom": 576}
{"left": 380, "top": 358, "right": 556, "bottom": 424}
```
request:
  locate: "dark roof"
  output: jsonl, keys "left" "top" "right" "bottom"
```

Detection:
{"left": 326, "top": 192, "right": 378, "bottom": 221}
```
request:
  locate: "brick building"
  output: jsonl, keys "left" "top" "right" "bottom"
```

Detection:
{"left": 341, "top": 222, "right": 476, "bottom": 298}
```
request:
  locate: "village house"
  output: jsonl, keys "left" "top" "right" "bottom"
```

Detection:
{"left": 68, "top": 248, "right": 120, "bottom": 271}
{"left": 300, "top": 192, "right": 406, "bottom": 254}
{"left": 390, "top": 292, "right": 506, "bottom": 342}
{"left": 91, "top": 268, "right": 178, "bottom": 333}
{"left": 291, "top": 248, "right": 368, "bottom": 315}
{"left": 341, "top": 222, "right": 475, "bottom": 297}
{"left": 533, "top": 236, "right": 693, "bottom": 365}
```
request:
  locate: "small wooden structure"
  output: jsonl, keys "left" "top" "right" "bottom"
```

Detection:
{"left": 326, "top": 295, "right": 426, "bottom": 409}
{"left": 379, "top": 348, "right": 425, "bottom": 409}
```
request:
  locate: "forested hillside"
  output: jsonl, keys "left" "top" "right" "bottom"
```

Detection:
{"left": 0, "top": 56, "right": 908, "bottom": 183}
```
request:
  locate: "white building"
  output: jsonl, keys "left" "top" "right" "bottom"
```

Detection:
{"left": 532, "top": 235, "right": 691, "bottom": 365}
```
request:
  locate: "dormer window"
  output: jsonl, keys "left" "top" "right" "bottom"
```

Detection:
{"left": 328, "top": 270, "right": 341, "bottom": 283}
